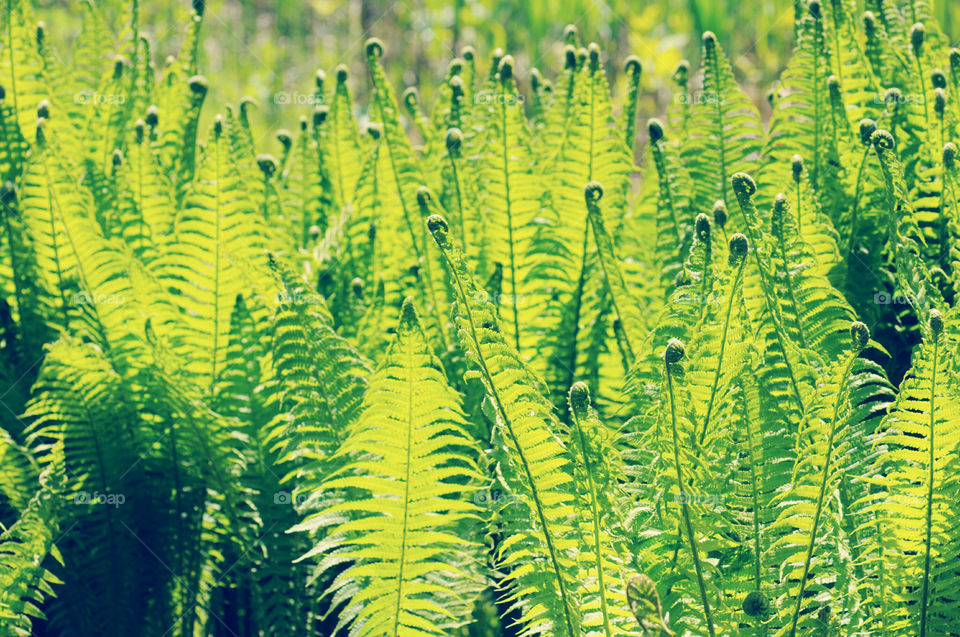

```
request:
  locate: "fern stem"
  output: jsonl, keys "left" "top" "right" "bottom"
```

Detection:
{"left": 795, "top": 181, "right": 802, "bottom": 237}
{"left": 698, "top": 260, "right": 745, "bottom": 445}
{"left": 812, "top": 13, "right": 822, "bottom": 190}
{"left": 560, "top": 62, "right": 602, "bottom": 393}
{"left": 40, "top": 161, "right": 70, "bottom": 330}
{"left": 414, "top": 191, "right": 451, "bottom": 356}
{"left": 499, "top": 91, "right": 523, "bottom": 353}
{"left": 136, "top": 144, "right": 146, "bottom": 256}
{"left": 447, "top": 154, "right": 467, "bottom": 249}
{"left": 876, "top": 516, "right": 888, "bottom": 633}
{"left": 665, "top": 349, "right": 716, "bottom": 637}
{"left": 939, "top": 151, "right": 957, "bottom": 269}
{"left": 6, "top": 0, "right": 19, "bottom": 134}
{"left": 845, "top": 147, "right": 871, "bottom": 258}
{"left": 570, "top": 394, "right": 614, "bottom": 637}
{"left": 652, "top": 144, "right": 683, "bottom": 246}
{"left": 787, "top": 350, "right": 858, "bottom": 637}
{"left": 827, "top": 2, "right": 844, "bottom": 86}
{"left": 918, "top": 334, "right": 939, "bottom": 637}
{"left": 211, "top": 134, "right": 222, "bottom": 390}
{"left": 563, "top": 231, "right": 591, "bottom": 394}
{"left": 368, "top": 71, "right": 424, "bottom": 264}
{"left": 623, "top": 57, "right": 642, "bottom": 155}
{"left": 694, "top": 224, "right": 713, "bottom": 325}
{"left": 735, "top": 186, "right": 804, "bottom": 407}
{"left": 299, "top": 139, "right": 310, "bottom": 248}
{"left": 369, "top": 150, "right": 381, "bottom": 292}
{"left": 740, "top": 390, "right": 763, "bottom": 590}
{"left": 1, "top": 193, "right": 27, "bottom": 335}
{"left": 914, "top": 48, "right": 932, "bottom": 152}
{"left": 391, "top": 333, "right": 416, "bottom": 637}
{"left": 707, "top": 46, "right": 729, "bottom": 209}
{"left": 332, "top": 98, "right": 348, "bottom": 209}
{"left": 435, "top": 236, "right": 577, "bottom": 637}
{"left": 585, "top": 186, "right": 637, "bottom": 364}
{"left": 557, "top": 62, "right": 602, "bottom": 390}
{"left": 773, "top": 203, "right": 810, "bottom": 352}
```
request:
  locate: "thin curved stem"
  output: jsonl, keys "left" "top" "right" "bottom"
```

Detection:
{"left": 788, "top": 351, "right": 859, "bottom": 637}
{"left": 666, "top": 359, "right": 716, "bottom": 637}
{"left": 919, "top": 336, "right": 939, "bottom": 637}
{"left": 699, "top": 261, "right": 746, "bottom": 445}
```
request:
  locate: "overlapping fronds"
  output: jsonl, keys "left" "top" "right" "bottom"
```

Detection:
{"left": 294, "top": 298, "right": 483, "bottom": 636}
{"left": 429, "top": 214, "right": 580, "bottom": 636}
{"left": 1, "top": 4, "right": 960, "bottom": 637}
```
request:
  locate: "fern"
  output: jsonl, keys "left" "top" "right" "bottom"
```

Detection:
{"left": 0, "top": 446, "right": 63, "bottom": 636}
{"left": 429, "top": 214, "right": 580, "bottom": 636}
{"left": 2, "top": 5, "right": 960, "bottom": 636}
{"left": 682, "top": 31, "right": 764, "bottom": 217}
{"left": 863, "top": 309, "right": 960, "bottom": 635}
{"left": 295, "top": 298, "right": 482, "bottom": 635}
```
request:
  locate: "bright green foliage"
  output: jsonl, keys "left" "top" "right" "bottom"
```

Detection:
{"left": 1, "top": 2, "right": 960, "bottom": 636}
{"left": 430, "top": 214, "right": 580, "bottom": 636}
{"left": 863, "top": 309, "right": 960, "bottom": 636}
{"left": 293, "top": 298, "right": 483, "bottom": 636}
{"left": 683, "top": 31, "right": 763, "bottom": 217}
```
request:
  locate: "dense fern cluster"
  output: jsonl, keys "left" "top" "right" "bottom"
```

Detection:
{"left": 1, "top": 0, "right": 960, "bottom": 635}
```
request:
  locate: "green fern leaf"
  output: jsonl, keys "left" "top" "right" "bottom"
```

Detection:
{"left": 294, "top": 298, "right": 483, "bottom": 636}
{"left": 429, "top": 214, "right": 580, "bottom": 637}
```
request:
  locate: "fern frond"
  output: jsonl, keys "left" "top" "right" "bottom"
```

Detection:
{"left": 473, "top": 55, "right": 551, "bottom": 356}
{"left": 769, "top": 323, "right": 870, "bottom": 637}
{"left": 265, "top": 255, "right": 370, "bottom": 473}
{"left": 429, "top": 214, "right": 580, "bottom": 637}
{"left": 0, "top": 446, "right": 64, "bottom": 636}
{"left": 364, "top": 39, "right": 427, "bottom": 268}
{"left": 295, "top": 298, "right": 483, "bottom": 636}
{"left": 0, "top": 0, "right": 49, "bottom": 139}
{"left": 863, "top": 309, "right": 960, "bottom": 635}
{"left": 648, "top": 119, "right": 693, "bottom": 298}
{"left": 158, "top": 117, "right": 271, "bottom": 388}
{"left": 567, "top": 382, "right": 635, "bottom": 636}
{"left": 683, "top": 32, "right": 764, "bottom": 216}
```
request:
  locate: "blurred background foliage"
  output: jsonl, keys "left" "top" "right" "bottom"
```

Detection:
{"left": 32, "top": 0, "right": 960, "bottom": 144}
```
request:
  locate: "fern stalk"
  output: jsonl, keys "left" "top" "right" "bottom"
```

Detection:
{"left": 772, "top": 193, "right": 811, "bottom": 352}
{"left": 918, "top": 312, "right": 942, "bottom": 637}
{"left": 569, "top": 382, "right": 614, "bottom": 636}
{"left": 429, "top": 214, "right": 577, "bottom": 636}
{"left": 787, "top": 323, "right": 866, "bottom": 637}
{"left": 732, "top": 173, "right": 804, "bottom": 407}
{"left": 497, "top": 65, "right": 523, "bottom": 351}
{"left": 698, "top": 233, "right": 749, "bottom": 445}
{"left": 664, "top": 338, "right": 716, "bottom": 637}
